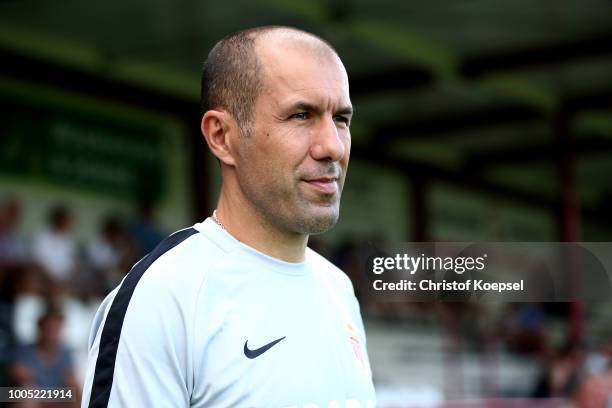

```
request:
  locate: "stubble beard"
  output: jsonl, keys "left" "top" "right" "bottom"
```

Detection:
{"left": 241, "top": 176, "right": 342, "bottom": 237}
{"left": 292, "top": 193, "right": 340, "bottom": 235}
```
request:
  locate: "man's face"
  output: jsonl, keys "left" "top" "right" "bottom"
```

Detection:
{"left": 233, "top": 39, "right": 352, "bottom": 236}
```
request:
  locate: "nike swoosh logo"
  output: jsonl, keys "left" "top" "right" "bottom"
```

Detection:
{"left": 244, "top": 336, "right": 286, "bottom": 359}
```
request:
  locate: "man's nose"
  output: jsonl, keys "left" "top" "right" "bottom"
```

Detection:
{"left": 310, "top": 115, "right": 346, "bottom": 162}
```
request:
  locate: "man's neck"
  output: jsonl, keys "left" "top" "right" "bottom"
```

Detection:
{"left": 215, "top": 192, "right": 308, "bottom": 263}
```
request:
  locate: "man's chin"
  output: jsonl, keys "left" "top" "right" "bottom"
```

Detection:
{"left": 298, "top": 207, "right": 339, "bottom": 235}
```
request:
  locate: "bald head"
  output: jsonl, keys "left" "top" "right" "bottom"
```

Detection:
{"left": 201, "top": 26, "right": 339, "bottom": 135}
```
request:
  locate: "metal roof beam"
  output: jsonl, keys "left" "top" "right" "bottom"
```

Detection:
{"left": 465, "top": 136, "right": 612, "bottom": 169}
{"left": 352, "top": 32, "right": 612, "bottom": 95}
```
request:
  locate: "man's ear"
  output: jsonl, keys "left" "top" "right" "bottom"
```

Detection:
{"left": 201, "top": 109, "right": 238, "bottom": 166}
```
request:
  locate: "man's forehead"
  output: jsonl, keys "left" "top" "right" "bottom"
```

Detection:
{"left": 258, "top": 45, "right": 348, "bottom": 90}
{"left": 263, "top": 79, "right": 351, "bottom": 115}
{"left": 252, "top": 30, "right": 350, "bottom": 107}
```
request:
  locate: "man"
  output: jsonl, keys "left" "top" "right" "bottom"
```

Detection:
{"left": 31, "top": 205, "right": 78, "bottom": 285}
{"left": 12, "top": 306, "right": 81, "bottom": 407}
{"left": 81, "top": 26, "right": 375, "bottom": 408}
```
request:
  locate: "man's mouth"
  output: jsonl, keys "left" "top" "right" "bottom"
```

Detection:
{"left": 302, "top": 177, "right": 339, "bottom": 194}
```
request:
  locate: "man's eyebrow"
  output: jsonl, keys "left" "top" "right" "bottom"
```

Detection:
{"left": 285, "top": 101, "right": 320, "bottom": 114}
{"left": 336, "top": 106, "right": 354, "bottom": 116}
{"left": 286, "top": 101, "right": 354, "bottom": 116}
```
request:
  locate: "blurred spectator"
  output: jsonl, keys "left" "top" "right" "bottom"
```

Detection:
{"left": 532, "top": 342, "right": 585, "bottom": 399}
{"left": 574, "top": 359, "right": 612, "bottom": 408}
{"left": 31, "top": 205, "right": 78, "bottom": 286}
{"left": 0, "top": 197, "right": 27, "bottom": 303}
{"left": 85, "top": 215, "right": 134, "bottom": 297}
{"left": 9, "top": 303, "right": 80, "bottom": 406}
{"left": 585, "top": 339, "right": 612, "bottom": 377}
{"left": 0, "top": 198, "right": 27, "bottom": 268}
{"left": 0, "top": 198, "right": 27, "bottom": 387}
{"left": 128, "top": 200, "right": 165, "bottom": 259}
{"left": 504, "top": 303, "right": 548, "bottom": 355}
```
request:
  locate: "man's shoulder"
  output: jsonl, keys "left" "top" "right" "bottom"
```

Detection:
{"left": 306, "top": 247, "right": 355, "bottom": 295}
{"left": 139, "top": 223, "right": 230, "bottom": 280}
{"left": 87, "top": 224, "right": 228, "bottom": 346}
{"left": 306, "top": 247, "right": 339, "bottom": 270}
{"left": 102, "top": 223, "right": 229, "bottom": 307}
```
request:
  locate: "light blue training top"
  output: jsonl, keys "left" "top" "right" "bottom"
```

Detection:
{"left": 81, "top": 218, "right": 376, "bottom": 408}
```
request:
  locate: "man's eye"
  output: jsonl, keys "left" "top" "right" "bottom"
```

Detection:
{"left": 334, "top": 115, "right": 350, "bottom": 125}
{"left": 290, "top": 112, "right": 309, "bottom": 120}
